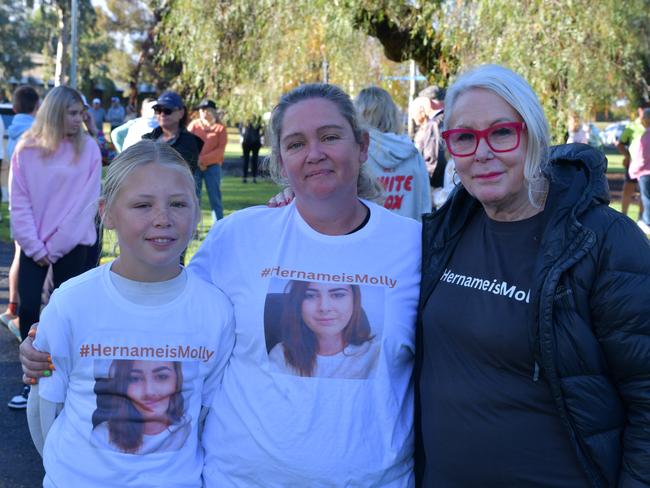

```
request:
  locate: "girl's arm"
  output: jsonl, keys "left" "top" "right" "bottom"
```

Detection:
{"left": 9, "top": 150, "right": 47, "bottom": 261}
{"left": 26, "top": 385, "right": 62, "bottom": 457}
{"left": 30, "top": 296, "right": 73, "bottom": 456}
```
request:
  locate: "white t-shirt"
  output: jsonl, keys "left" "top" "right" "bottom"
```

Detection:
{"left": 34, "top": 264, "right": 235, "bottom": 488}
{"left": 269, "top": 340, "right": 380, "bottom": 379}
{"left": 189, "top": 200, "right": 421, "bottom": 487}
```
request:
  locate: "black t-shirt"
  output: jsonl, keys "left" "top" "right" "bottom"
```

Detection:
{"left": 420, "top": 208, "right": 589, "bottom": 487}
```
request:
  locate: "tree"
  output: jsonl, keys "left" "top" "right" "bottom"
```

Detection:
{"left": 102, "top": 0, "right": 172, "bottom": 106}
{"left": 440, "top": 0, "right": 650, "bottom": 140}
{"left": 352, "top": 0, "right": 450, "bottom": 84}
{"left": 0, "top": 0, "right": 34, "bottom": 85}
{"left": 159, "top": 0, "right": 406, "bottom": 121}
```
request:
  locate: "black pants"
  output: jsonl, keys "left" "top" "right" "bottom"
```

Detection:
{"left": 242, "top": 143, "right": 261, "bottom": 179}
{"left": 18, "top": 245, "right": 90, "bottom": 340}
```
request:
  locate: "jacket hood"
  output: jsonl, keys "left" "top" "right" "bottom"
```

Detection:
{"left": 7, "top": 114, "right": 35, "bottom": 140}
{"left": 544, "top": 143, "right": 610, "bottom": 218}
{"left": 367, "top": 129, "right": 420, "bottom": 170}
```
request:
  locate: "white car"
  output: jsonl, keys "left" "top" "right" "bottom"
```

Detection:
{"left": 600, "top": 121, "right": 629, "bottom": 147}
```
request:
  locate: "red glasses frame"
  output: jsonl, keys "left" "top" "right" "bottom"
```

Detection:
{"left": 441, "top": 122, "right": 527, "bottom": 157}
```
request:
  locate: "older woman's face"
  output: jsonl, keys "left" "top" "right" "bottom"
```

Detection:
{"left": 155, "top": 106, "right": 184, "bottom": 132}
{"left": 126, "top": 360, "right": 177, "bottom": 423}
{"left": 279, "top": 98, "right": 368, "bottom": 202}
{"left": 301, "top": 283, "right": 354, "bottom": 341}
{"left": 449, "top": 88, "right": 529, "bottom": 217}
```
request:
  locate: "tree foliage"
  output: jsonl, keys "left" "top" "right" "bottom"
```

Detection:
{"left": 440, "top": 0, "right": 650, "bottom": 140}
{"left": 0, "top": 0, "right": 34, "bottom": 85}
{"left": 352, "top": 0, "right": 450, "bottom": 84}
{"left": 159, "top": 0, "right": 406, "bottom": 121}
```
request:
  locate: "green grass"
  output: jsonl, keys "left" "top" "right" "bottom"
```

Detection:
{"left": 603, "top": 147, "right": 624, "bottom": 173}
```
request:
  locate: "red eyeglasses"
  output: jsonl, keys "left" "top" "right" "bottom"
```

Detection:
{"left": 441, "top": 122, "right": 527, "bottom": 157}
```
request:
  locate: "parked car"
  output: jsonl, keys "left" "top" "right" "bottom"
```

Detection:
{"left": 586, "top": 123, "right": 603, "bottom": 150}
{"left": 600, "top": 120, "right": 629, "bottom": 147}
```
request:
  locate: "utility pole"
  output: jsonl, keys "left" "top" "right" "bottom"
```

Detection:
{"left": 320, "top": 44, "right": 329, "bottom": 84}
{"left": 408, "top": 60, "right": 416, "bottom": 137}
{"left": 69, "top": 0, "right": 79, "bottom": 88}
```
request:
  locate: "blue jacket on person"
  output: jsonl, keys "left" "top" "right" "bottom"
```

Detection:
{"left": 417, "top": 144, "right": 650, "bottom": 487}
{"left": 7, "top": 113, "right": 35, "bottom": 161}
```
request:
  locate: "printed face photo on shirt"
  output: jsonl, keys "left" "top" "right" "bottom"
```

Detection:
{"left": 90, "top": 359, "right": 194, "bottom": 455}
{"left": 264, "top": 278, "right": 384, "bottom": 379}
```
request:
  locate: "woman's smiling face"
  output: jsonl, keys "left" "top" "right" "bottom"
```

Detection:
{"left": 126, "top": 361, "right": 178, "bottom": 424}
{"left": 301, "top": 282, "right": 354, "bottom": 342}
{"left": 449, "top": 88, "right": 531, "bottom": 219}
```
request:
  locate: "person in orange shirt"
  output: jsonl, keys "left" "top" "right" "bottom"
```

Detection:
{"left": 188, "top": 99, "right": 227, "bottom": 221}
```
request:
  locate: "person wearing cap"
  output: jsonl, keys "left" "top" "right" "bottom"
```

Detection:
{"left": 87, "top": 98, "right": 105, "bottom": 133}
{"left": 142, "top": 91, "right": 204, "bottom": 186}
{"left": 106, "top": 97, "right": 126, "bottom": 131}
{"left": 188, "top": 99, "right": 227, "bottom": 221}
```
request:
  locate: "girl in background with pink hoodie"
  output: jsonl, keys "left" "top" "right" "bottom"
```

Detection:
{"left": 8, "top": 86, "right": 101, "bottom": 409}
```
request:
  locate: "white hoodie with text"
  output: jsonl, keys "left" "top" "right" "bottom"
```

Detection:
{"left": 366, "top": 128, "right": 432, "bottom": 221}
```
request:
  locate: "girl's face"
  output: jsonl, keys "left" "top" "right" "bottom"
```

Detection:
{"left": 301, "top": 283, "right": 354, "bottom": 341}
{"left": 64, "top": 102, "right": 85, "bottom": 137}
{"left": 103, "top": 163, "right": 197, "bottom": 282}
{"left": 126, "top": 361, "right": 178, "bottom": 426}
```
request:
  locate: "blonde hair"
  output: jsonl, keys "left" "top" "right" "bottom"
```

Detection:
{"left": 18, "top": 86, "right": 87, "bottom": 158}
{"left": 354, "top": 87, "right": 402, "bottom": 134}
{"left": 101, "top": 140, "right": 200, "bottom": 232}
{"left": 266, "top": 83, "right": 383, "bottom": 202}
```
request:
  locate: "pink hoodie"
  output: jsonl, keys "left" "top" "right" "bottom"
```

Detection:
{"left": 10, "top": 136, "right": 101, "bottom": 263}
{"left": 629, "top": 128, "right": 650, "bottom": 179}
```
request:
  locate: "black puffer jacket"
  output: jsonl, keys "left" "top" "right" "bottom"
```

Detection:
{"left": 417, "top": 144, "right": 650, "bottom": 487}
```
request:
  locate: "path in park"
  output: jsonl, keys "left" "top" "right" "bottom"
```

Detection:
{"left": 0, "top": 240, "right": 44, "bottom": 487}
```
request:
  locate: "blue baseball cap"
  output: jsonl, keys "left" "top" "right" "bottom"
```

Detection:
{"left": 153, "top": 91, "right": 184, "bottom": 110}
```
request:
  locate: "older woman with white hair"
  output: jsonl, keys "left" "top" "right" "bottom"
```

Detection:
{"left": 416, "top": 64, "right": 650, "bottom": 486}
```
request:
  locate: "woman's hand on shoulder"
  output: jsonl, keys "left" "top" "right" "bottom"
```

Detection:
{"left": 267, "top": 187, "right": 295, "bottom": 208}
{"left": 19, "top": 325, "right": 54, "bottom": 385}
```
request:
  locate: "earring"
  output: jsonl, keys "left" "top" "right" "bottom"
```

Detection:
{"left": 452, "top": 170, "right": 461, "bottom": 186}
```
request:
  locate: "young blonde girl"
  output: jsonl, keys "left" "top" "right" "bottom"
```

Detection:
{"left": 9, "top": 86, "right": 101, "bottom": 409}
{"left": 27, "top": 140, "right": 234, "bottom": 487}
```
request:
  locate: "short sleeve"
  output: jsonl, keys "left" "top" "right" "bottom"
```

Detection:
{"left": 33, "top": 297, "right": 74, "bottom": 404}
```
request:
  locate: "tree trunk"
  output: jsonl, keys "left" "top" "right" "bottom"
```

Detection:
{"left": 53, "top": 1, "right": 69, "bottom": 86}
